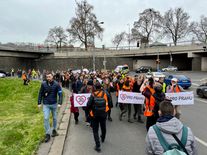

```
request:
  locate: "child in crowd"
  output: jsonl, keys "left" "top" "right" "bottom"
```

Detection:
{"left": 70, "top": 93, "right": 79, "bottom": 124}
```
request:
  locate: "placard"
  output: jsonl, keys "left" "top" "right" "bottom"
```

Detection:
{"left": 165, "top": 91, "right": 194, "bottom": 105}
{"left": 118, "top": 91, "right": 145, "bottom": 104}
{"left": 74, "top": 93, "right": 91, "bottom": 107}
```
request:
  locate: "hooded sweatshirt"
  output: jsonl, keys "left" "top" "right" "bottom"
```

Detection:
{"left": 146, "top": 117, "right": 197, "bottom": 155}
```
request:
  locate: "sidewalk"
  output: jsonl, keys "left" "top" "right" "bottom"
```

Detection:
{"left": 36, "top": 88, "right": 71, "bottom": 155}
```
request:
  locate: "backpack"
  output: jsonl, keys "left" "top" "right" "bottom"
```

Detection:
{"left": 93, "top": 91, "right": 106, "bottom": 117}
{"left": 153, "top": 125, "right": 189, "bottom": 155}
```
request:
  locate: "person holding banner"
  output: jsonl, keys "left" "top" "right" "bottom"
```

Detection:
{"left": 132, "top": 75, "right": 144, "bottom": 123}
{"left": 80, "top": 79, "right": 94, "bottom": 126}
{"left": 166, "top": 78, "right": 184, "bottom": 119}
{"left": 87, "top": 82, "right": 109, "bottom": 153}
{"left": 116, "top": 78, "right": 124, "bottom": 109}
{"left": 119, "top": 79, "right": 133, "bottom": 123}
{"left": 70, "top": 93, "right": 79, "bottom": 124}
{"left": 140, "top": 77, "right": 157, "bottom": 131}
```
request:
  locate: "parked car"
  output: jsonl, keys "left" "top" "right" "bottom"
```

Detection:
{"left": 162, "top": 66, "right": 178, "bottom": 72}
{"left": 114, "top": 65, "right": 129, "bottom": 74}
{"left": 165, "top": 74, "right": 191, "bottom": 89}
{"left": 136, "top": 66, "right": 152, "bottom": 73}
{"left": 0, "top": 70, "right": 11, "bottom": 76}
{"left": 145, "top": 72, "right": 165, "bottom": 79}
{"left": 0, "top": 73, "right": 6, "bottom": 78}
{"left": 196, "top": 82, "right": 207, "bottom": 98}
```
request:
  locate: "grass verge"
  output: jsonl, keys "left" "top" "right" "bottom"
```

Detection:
{"left": 0, "top": 78, "right": 44, "bottom": 155}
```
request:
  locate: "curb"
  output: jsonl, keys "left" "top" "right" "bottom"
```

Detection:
{"left": 37, "top": 89, "right": 71, "bottom": 155}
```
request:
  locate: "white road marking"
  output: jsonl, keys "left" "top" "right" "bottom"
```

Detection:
{"left": 195, "top": 98, "right": 207, "bottom": 104}
{"left": 195, "top": 136, "right": 207, "bottom": 147}
{"left": 192, "top": 83, "right": 199, "bottom": 86}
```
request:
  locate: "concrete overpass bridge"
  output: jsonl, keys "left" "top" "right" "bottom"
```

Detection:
{"left": 0, "top": 42, "right": 207, "bottom": 71}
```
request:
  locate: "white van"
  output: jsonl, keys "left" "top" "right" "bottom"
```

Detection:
{"left": 114, "top": 65, "right": 129, "bottom": 74}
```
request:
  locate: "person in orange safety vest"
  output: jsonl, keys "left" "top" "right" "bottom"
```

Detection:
{"left": 87, "top": 82, "right": 109, "bottom": 153}
{"left": 166, "top": 78, "right": 184, "bottom": 119}
{"left": 140, "top": 77, "right": 156, "bottom": 131}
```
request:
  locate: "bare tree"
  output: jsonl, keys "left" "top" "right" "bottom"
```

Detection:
{"left": 112, "top": 32, "right": 126, "bottom": 50}
{"left": 45, "top": 26, "right": 67, "bottom": 48}
{"left": 192, "top": 15, "right": 207, "bottom": 43}
{"left": 162, "top": 8, "right": 192, "bottom": 46}
{"left": 131, "top": 8, "right": 162, "bottom": 43}
{"left": 67, "top": 0, "right": 103, "bottom": 51}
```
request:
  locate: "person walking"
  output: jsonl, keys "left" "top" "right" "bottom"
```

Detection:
{"left": 140, "top": 77, "right": 156, "bottom": 131}
{"left": 166, "top": 78, "right": 184, "bottom": 119}
{"left": 103, "top": 78, "right": 113, "bottom": 121}
{"left": 132, "top": 75, "right": 144, "bottom": 123}
{"left": 146, "top": 100, "right": 197, "bottom": 155}
{"left": 87, "top": 82, "right": 109, "bottom": 152}
{"left": 119, "top": 78, "right": 133, "bottom": 123}
{"left": 38, "top": 72, "right": 62, "bottom": 143}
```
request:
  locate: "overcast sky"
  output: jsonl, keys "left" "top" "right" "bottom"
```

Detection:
{"left": 0, "top": 0, "right": 206, "bottom": 47}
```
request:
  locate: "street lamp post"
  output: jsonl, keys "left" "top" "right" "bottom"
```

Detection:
{"left": 127, "top": 24, "right": 131, "bottom": 51}
{"left": 170, "top": 51, "right": 173, "bottom": 66}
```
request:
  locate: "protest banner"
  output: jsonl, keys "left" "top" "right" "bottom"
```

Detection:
{"left": 118, "top": 91, "right": 145, "bottom": 104}
{"left": 165, "top": 91, "right": 194, "bottom": 105}
{"left": 74, "top": 93, "right": 91, "bottom": 107}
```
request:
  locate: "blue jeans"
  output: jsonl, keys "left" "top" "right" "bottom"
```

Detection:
{"left": 43, "top": 104, "right": 57, "bottom": 134}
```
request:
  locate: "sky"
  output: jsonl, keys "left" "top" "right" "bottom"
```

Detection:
{"left": 0, "top": 0, "right": 207, "bottom": 47}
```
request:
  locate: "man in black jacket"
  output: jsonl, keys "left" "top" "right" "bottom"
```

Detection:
{"left": 38, "top": 72, "right": 62, "bottom": 142}
{"left": 87, "top": 82, "right": 109, "bottom": 153}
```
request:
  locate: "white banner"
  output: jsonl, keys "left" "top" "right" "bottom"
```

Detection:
{"left": 118, "top": 91, "right": 145, "bottom": 104}
{"left": 165, "top": 91, "right": 194, "bottom": 105}
{"left": 74, "top": 93, "right": 91, "bottom": 107}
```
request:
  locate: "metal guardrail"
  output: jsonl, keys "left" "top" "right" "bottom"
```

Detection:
{"left": 0, "top": 40, "right": 205, "bottom": 53}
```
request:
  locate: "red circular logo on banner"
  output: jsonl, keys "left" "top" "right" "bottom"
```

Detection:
{"left": 76, "top": 95, "right": 86, "bottom": 105}
{"left": 120, "top": 94, "right": 127, "bottom": 101}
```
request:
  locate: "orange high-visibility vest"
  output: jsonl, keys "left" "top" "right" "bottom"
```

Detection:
{"left": 122, "top": 84, "right": 131, "bottom": 92}
{"left": 89, "top": 90, "right": 109, "bottom": 117}
{"left": 116, "top": 83, "right": 120, "bottom": 97}
{"left": 144, "top": 86, "right": 156, "bottom": 117}
{"left": 171, "top": 85, "right": 181, "bottom": 93}
{"left": 22, "top": 74, "right": 27, "bottom": 80}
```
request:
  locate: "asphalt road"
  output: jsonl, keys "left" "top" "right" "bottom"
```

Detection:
{"left": 63, "top": 71, "right": 207, "bottom": 155}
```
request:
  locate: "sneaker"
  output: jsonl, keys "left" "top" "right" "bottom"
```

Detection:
{"left": 133, "top": 114, "right": 136, "bottom": 120}
{"left": 100, "top": 135, "right": 105, "bottom": 143}
{"left": 119, "top": 115, "right": 122, "bottom": 121}
{"left": 45, "top": 134, "right": 50, "bottom": 143}
{"left": 138, "top": 116, "right": 144, "bottom": 123}
{"left": 94, "top": 146, "right": 101, "bottom": 152}
{"left": 86, "top": 122, "right": 90, "bottom": 126}
{"left": 138, "top": 119, "right": 144, "bottom": 123}
{"left": 108, "top": 117, "right": 112, "bottom": 122}
{"left": 51, "top": 130, "right": 59, "bottom": 137}
{"left": 128, "top": 119, "right": 133, "bottom": 123}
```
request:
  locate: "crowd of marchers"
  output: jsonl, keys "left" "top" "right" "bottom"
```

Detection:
{"left": 36, "top": 70, "right": 197, "bottom": 155}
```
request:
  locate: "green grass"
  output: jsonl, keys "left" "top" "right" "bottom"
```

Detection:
{"left": 0, "top": 78, "right": 44, "bottom": 155}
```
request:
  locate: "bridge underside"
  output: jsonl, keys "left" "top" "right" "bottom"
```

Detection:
{"left": 0, "top": 52, "right": 207, "bottom": 72}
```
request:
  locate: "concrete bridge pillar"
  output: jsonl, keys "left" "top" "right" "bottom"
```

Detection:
{"left": 192, "top": 57, "right": 201, "bottom": 71}
{"left": 201, "top": 57, "right": 207, "bottom": 71}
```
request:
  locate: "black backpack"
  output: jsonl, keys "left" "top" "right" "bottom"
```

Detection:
{"left": 93, "top": 90, "right": 106, "bottom": 117}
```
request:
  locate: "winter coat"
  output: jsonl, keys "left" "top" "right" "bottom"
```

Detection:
{"left": 146, "top": 117, "right": 197, "bottom": 155}
{"left": 38, "top": 81, "right": 62, "bottom": 105}
{"left": 70, "top": 95, "right": 79, "bottom": 113}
